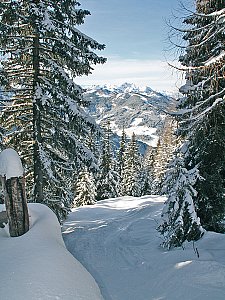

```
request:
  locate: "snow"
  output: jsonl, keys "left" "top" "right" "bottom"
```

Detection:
{"left": 205, "top": 50, "right": 225, "bottom": 66}
{"left": 84, "top": 83, "right": 172, "bottom": 150}
{"left": 111, "top": 116, "right": 159, "bottom": 147}
{"left": 63, "top": 196, "right": 225, "bottom": 300}
{"left": 0, "top": 203, "right": 103, "bottom": 300}
{"left": 0, "top": 148, "right": 24, "bottom": 179}
{"left": 206, "top": 8, "right": 225, "bottom": 17}
{"left": 175, "top": 260, "right": 192, "bottom": 269}
{"left": 130, "top": 117, "right": 143, "bottom": 127}
{"left": 179, "top": 80, "right": 195, "bottom": 94}
{"left": 122, "top": 105, "right": 133, "bottom": 111}
{"left": 117, "top": 126, "right": 158, "bottom": 147}
{"left": 92, "top": 83, "right": 154, "bottom": 95}
{"left": 2, "top": 196, "right": 225, "bottom": 299}
{"left": 109, "top": 120, "right": 118, "bottom": 131}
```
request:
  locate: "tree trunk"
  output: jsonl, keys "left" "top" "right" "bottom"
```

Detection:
{"left": 32, "top": 24, "right": 44, "bottom": 203}
{"left": 2, "top": 176, "right": 29, "bottom": 237}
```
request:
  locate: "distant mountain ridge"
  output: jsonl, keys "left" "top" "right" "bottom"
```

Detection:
{"left": 83, "top": 83, "right": 175, "bottom": 149}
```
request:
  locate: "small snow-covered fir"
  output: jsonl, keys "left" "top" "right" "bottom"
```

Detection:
{"left": 96, "top": 121, "right": 119, "bottom": 200}
{"left": 120, "top": 132, "right": 142, "bottom": 197}
{"left": 73, "top": 167, "right": 96, "bottom": 207}
{"left": 159, "top": 147, "right": 204, "bottom": 249}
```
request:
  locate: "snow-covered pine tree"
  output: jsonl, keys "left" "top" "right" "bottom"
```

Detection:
{"left": 152, "top": 139, "right": 163, "bottom": 194}
{"left": 117, "top": 125, "right": 126, "bottom": 177}
{"left": 120, "top": 132, "right": 142, "bottom": 197}
{"left": 73, "top": 167, "right": 96, "bottom": 207}
{"left": 0, "top": 1, "right": 106, "bottom": 219}
{"left": 158, "top": 144, "right": 204, "bottom": 249}
{"left": 96, "top": 121, "right": 119, "bottom": 200}
{"left": 141, "top": 146, "right": 156, "bottom": 195}
{"left": 153, "top": 116, "right": 177, "bottom": 194}
{"left": 178, "top": 0, "right": 225, "bottom": 232}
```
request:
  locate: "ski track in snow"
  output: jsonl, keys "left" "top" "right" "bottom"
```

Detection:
{"left": 62, "top": 196, "right": 225, "bottom": 300}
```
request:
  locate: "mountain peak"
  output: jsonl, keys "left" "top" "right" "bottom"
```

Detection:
{"left": 85, "top": 83, "right": 155, "bottom": 95}
{"left": 115, "top": 83, "right": 139, "bottom": 93}
{"left": 83, "top": 83, "right": 174, "bottom": 149}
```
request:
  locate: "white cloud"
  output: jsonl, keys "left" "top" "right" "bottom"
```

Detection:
{"left": 75, "top": 58, "right": 185, "bottom": 92}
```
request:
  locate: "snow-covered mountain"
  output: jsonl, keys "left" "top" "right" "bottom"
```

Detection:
{"left": 84, "top": 83, "right": 175, "bottom": 148}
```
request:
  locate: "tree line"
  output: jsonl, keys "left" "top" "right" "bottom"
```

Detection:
{"left": 73, "top": 119, "right": 177, "bottom": 207}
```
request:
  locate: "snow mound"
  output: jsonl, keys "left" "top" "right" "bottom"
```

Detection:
{"left": 63, "top": 195, "right": 225, "bottom": 300}
{"left": 0, "top": 203, "right": 103, "bottom": 300}
{"left": 0, "top": 148, "right": 24, "bottom": 179}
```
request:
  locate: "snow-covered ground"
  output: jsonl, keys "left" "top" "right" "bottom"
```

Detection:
{"left": 1, "top": 196, "right": 225, "bottom": 299}
{"left": 63, "top": 196, "right": 225, "bottom": 300}
{"left": 0, "top": 204, "right": 103, "bottom": 300}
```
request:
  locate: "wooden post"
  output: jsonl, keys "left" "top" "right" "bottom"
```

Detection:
{"left": 0, "top": 149, "right": 29, "bottom": 237}
{"left": 1, "top": 176, "right": 29, "bottom": 237}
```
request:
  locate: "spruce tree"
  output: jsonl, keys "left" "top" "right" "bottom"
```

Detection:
{"left": 158, "top": 145, "right": 204, "bottom": 249}
{"left": 160, "top": 0, "right": 225, "bottom": 247}
{"left": 73, "top": 167, "right": 96, "bottom": 207}
{"left": 117, "top": 125, "right": 126, "bottom": 177}
{"left": 96, "top": 121, "right": 119, "bottom": 200}
{"left": 120, "top": 132, "right": 142, "bottom": 197}
{"left": 153, "top": 116, "right": 177, "bottom": 194}
{"left": 0, "top": 1, "right": 106, "bottom": 219}
{"left": 141, "top": 147, "right": 156, "bottom": 195}
{"left": 178, "top": 0, "right": 225, "bottom": 231}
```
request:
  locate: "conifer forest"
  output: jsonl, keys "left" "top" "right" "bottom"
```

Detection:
{"left": 0, "top": 1, "right": 225, "bottom": 299}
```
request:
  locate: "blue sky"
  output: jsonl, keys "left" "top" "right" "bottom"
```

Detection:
{"left": 76, "top": 0, "right": 193, "bottom": 91}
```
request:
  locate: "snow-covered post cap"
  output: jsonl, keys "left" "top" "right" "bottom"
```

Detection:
{"left": 0, "top": 148, "right": 24, "bottom": 180}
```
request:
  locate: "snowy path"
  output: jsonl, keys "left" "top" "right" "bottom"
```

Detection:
{"left": 62, "top": 195, "right": 225, "bottom": 300}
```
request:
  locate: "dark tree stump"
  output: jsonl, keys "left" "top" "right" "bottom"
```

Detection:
{"left": 2, "top": 176, "right": 29, "bottom": 237}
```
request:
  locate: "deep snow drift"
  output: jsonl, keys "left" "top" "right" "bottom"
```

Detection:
{"left": 0, "top": 203, "right": 103, "bottom": 300}
{"left": 62, "top": 195, "right": 225, "bottom": 300}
